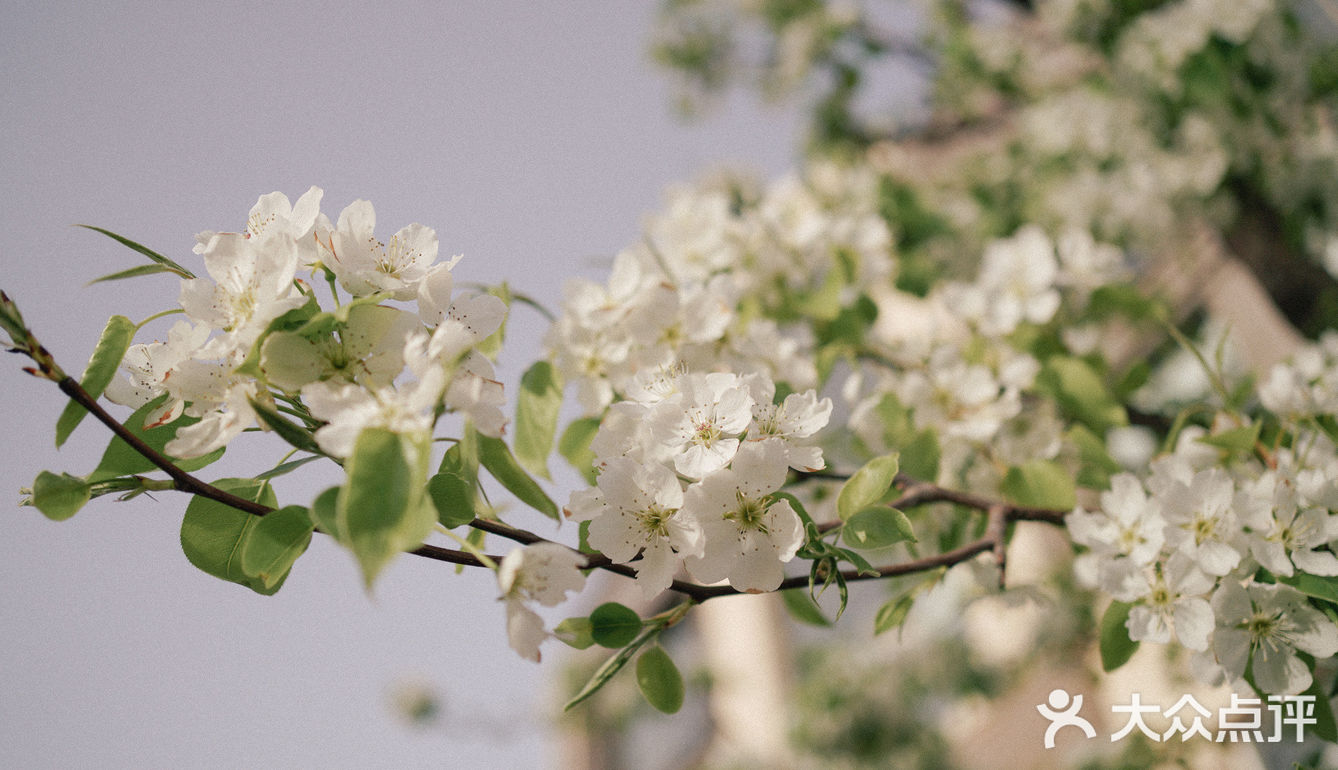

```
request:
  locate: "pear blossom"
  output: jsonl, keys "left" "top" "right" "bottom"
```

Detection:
{"left": 648, "top": 371, "right": 755, "bottom": 479}
{"left": 571, "top": 457, "right": 703, "bottom": 598}
{"left": 301, "top": 365, "right": 447, "bottom": 458}
{"left": 442, "top": 352, "right": 507, "bottom": 438}
{"left": 1067, "top": 473, "right": 1166, "bottom": 598}
{"left": 683, "top": 440, "right": 804, "bottom": 592}
{"left": 160, "top": 359, "right": 260, "bottom": 459}
{"left": 1158, "top": 467, "right": 1242, "bottom": 577}
{"left": 194, "top": 187, "right": 328, "bottom": 268}
{"left": 645, "top": 187, "right": 740, "bottom": 282}
{"left": 179, "top": 230, "right": 305, "bottom": 358}
{"left": 1211, "top": 582, "right": 1338, "bottom": 695}
{"left": 105, "top": 320, "right": 210, "bottom": 428}
{"left": 1237, "top": 470, "right": 1338, "bottom": 578}
{"left": 744, "top": 376, "right": 832, "bottom": 472}
{"left": 327, "top": 200, "right": 440, "bottom": 300}
{"left": 1124, "top": 552, "right": 1216, "bottom": 651}
{"left": 497, "top": 543, "right": 587, "bottom": 662}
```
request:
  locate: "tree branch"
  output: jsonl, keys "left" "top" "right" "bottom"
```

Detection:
{"left": 18, "top": 320, "right": 1069, "bottom": 607}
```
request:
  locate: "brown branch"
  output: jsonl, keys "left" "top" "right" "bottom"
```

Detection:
{"left": 51, "top": 368, "right": 725, "bottom": 600}
{"left": 27, "top": 328, "right": 1065, "bottom": 607}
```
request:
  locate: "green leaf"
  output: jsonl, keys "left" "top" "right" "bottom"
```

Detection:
{"left": 477, "top": 434, "right": 559, "bottom": 520}
{"left": 233, "top": 294, "right": 321, "bottom": 379}
{"left": 842, "top": 506, "right": 917, "bottom": 550}
{"left": 1196, "top": 421, "right": 1261, "bottom": 455}
{"left": 1001, "top": 460, "right": 1077, "bottom": 510}
{"left": 31, "top": 471, "right": 91, "bottom": 521}
{"left": 239, "top": 504, "right": 313, "bottom": 589}
{"left": 1099, "top": 601, "right": 1139, "bottom": 672}
{"left": 55, "top": 314, "right": 135, "bottom": 447}
{"left": 558, "top": 417, "right": 601, "bottom": 485}
{"left": 308, "top": 486, "right": 342, "bottom": 543}
{"left": 87, "top": 395, "right": 224, "bottom": 481}
{"left": 636, "top": 645, "right": 685, "bottom": 714}
{"left": 898, "top": 429, "right": 940, "bottom": 483}
{"left": 86, "top": 263, "right": 180, "bottom": 285}
{"left": 589, "top": 602, "right": 642, "bottom": 649}
{"left": 1275, "top": 573, "right": 1338, "bottom": 605}
{"left": 1035, "top": 356, "right": 1127, "bottom": 434}
{"left": 1067, "top": 425, "right": 1121, "bottom": 490}
{"left": 337, "top": 428, "right": 435, "bottom": 588}
{"left": 76, "top": 224, "right": 196, "bottom": 279}
{"left": 874, "top": 594, "right": 914, "bottom": 636}
{"left": 255, "top": 455, "right": 323, "bottom": 480}
{"left": 180, "top": 478, "right": 281, "bottom": 595}
{"left": 514, "top": 361, "right": 562, "bottom": 480}
{"left": 836, "top": 453, "right": 899, "bottom": 519}
{"left": 564, "top": 626, "right": 659, "bottom": 711}
{"left": 249, "top": 398, "right": 322, "bottom": 455}
{"left": 428, "top": 448, "right": 477, "bottom": 529}
{"left": 780, "top": 588, "right": 832, "bottom": 627}
{"left": 553, "top": 617, "right": 595, "bottom": 650}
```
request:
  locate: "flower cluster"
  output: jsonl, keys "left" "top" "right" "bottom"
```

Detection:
{"left": 1069, "top": 421, "right": 1338, "bottom": 695}
{"left": 564, "top": 365, "right": 832, "bottom": 596}
{"left": 546, "top": 162, "right": 892, "bottom": 415}
{"left": 104, "top": 187, "right": 507, "bottom": 459}
{"left": 847, "top": 224, "right": 1126, "bottom": 493}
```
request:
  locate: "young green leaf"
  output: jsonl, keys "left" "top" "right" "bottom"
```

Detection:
{"left": 514, "top": 361, "right": 562, "bottom": 480}
{"left": 1067, "top": 425, "right": 1121, "bottom": 490}
{"left": 180, "top": 478, "right": 281, "bottom": 595}
{"left": 76, "top": 224, "right": 196, "bottom": 279}
{"left": 780, "top": 587, "right": 832, "bottom": 627}
{"left": 1001, "top": 460, "right": 1076, "bottom": 510}
{"left": 239, "top": 504, "right": 314, "bottom": 589}
{"left": 590, "top": 602, "right": 642, "bottom": 649}
{"left": 255, "top": 455, "right": 323, "bottom": 480}
{"left": 249, "top": 398, "right": 322, "bottom": 455}
{"left": 874, "top": 594, "right": 914, "bottom": 636}
{"left": 477, "top": 435, "right": 559, "bottom": 520}
{"left": 553, "top": 617, "right": 596, "bottom": 650}
{"left": 428, "top": 457, "right": 477, "bottom": 529}
{"left": 308, "top": 486, "right": 343, "bottom": 543}
{"left": 1035, "top": 356, "right": 1127, "bottom": 434}
{"left": 836, "top": 453, "right": 899, "bottom": 519}
{"left": 1274, "top": 573, "right": 1338, "bottom": 605}
{"left": 337, "top": 428, "right": 435, "bottom": 588}
{"left": 86, "top": 263, "right": 181, "bottom": 285}
{"left": 898, "top": 429, "right": 940, "bottom": 484}
{"left": 1196, "top": 421, "right": 1262, "bottom": 455}
{"left": 636, "top": 645, "right": 685, "bottom": 714}
{"left": 55, "top": 314, "right": 135, "bottom": 447}
{"left": 1099, "top": 601, "right": 1140, "bottom": 672}
{"left": 87, "top": 395, "right": 224, "bottom": 481}
{"left": 564, "top": 626, "right": 660, "bottom": 712}
{"left": 558, "top": 417, "right": 601, "bottom": 485}
{"left": 842, "top": 506, "right": 917, "bottom": 550}
{"left": 30, "top": 471, "right": 92, "bottom": 521}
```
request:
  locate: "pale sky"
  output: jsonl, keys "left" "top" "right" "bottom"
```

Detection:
{"left": 0, "top": 2, "right": 801, "bottom": 766}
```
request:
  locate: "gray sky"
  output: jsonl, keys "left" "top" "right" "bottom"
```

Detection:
{"left": 0, "top": 2, "right": 800, "bottom": 766}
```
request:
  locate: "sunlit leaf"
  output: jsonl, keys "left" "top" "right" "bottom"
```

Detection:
{"left": 55, "top": 314, "right": 135, "bottom": 446}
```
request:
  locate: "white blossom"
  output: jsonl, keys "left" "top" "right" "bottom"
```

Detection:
{"left": 683, "top": 440, "right": 804, "bottom": 593}
{"left": 497, "top": 543, "right": 587, "bottom": 662}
